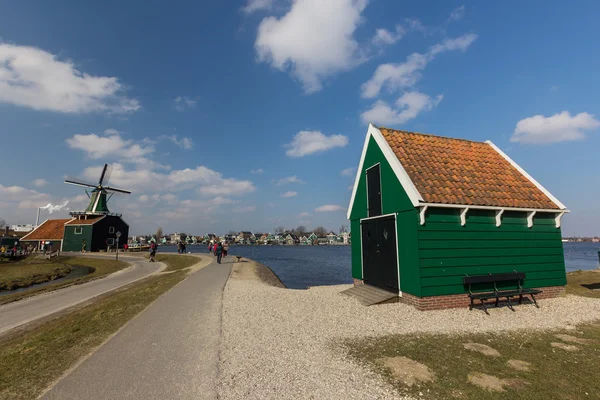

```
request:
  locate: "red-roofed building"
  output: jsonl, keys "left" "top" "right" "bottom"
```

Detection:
{"left": 347, "top": 124, "right": 569, "bottom": 310}
{"left": 20, "top": 218, "right": 72, "bottom": 250}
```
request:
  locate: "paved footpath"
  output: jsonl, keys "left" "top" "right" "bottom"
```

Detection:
{"left": 42, "top": 256, "right": 232, "bottom": 400}
{"left": 0, "top": 254, "right": 165, "bottom": 336}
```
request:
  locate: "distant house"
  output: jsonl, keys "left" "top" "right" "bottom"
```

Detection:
{"left": 11, "top": 224, "right": 34, "bottom": 233}
{"left": 204, "top": 233, "right": 217, "bottom": 243}
{"left": 326, "top": 232, "right": 337, "bottom": 244}
{"left": 237, "top": 231, "right": 255, "bottom": 243}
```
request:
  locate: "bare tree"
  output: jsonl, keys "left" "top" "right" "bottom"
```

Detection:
{"left": 228, "top": 230, "right": 238, "bottom": 236}
{"left": 339, "top": 225, "right": 348, "bottom": 234}
{"left": 155, "top": 227, "right": 164, "bottom": 239}
{"left": 296, "top": 225, "right": 307, "bottom": 235}
{"left": 0, "top": 217, "right": 6, "bottom": 229}
{"left": 313, "top": 226, "right": 327, "bottom": 237}
{"left": 275, "top": 226, "right": 286, "bottom": 234}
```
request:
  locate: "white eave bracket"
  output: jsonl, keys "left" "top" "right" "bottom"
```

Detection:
{"left": 555, "top": 211, "right": 565, "bottom": 228}
{"left": 527, "top": 211, "right": 536, "bottom": 228}
{"left": 495, "top": 209, "right": 505, "bottom": 227}
{"left": 460, "top": 207, "right": 469, "bottom": 226}
{"left": 419, "top": 205, "right": 428, "bottom": 225}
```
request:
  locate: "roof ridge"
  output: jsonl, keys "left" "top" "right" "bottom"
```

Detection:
{"left": 379, "top": 127, "right": 486, "bottom": 145}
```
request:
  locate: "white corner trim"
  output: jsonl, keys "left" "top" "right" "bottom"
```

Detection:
{"left": 370, "top": 125, "right": 423, "bottom": 207}
{"left": 485, "top": 140, "right": 567, "bottom": 210}
{"left": 527, "top": 211, "right": 536, "bottom": 228}
{"left": 460, "top": 207, "right": 469, "bottom": 226}
{"left": 555, "top": 211, "right": 565, "bottom": 228}
{"left": 419, "top": 205, "right": 428, "bottom": 225}
{"left": 495, "top": 209, "right": 505, "bottom": 227}
{"left": 347, "top": 125, "right": 373, "bottom": 220}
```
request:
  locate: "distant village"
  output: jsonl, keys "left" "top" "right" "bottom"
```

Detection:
{"left": 562, "top": 237, "right": 600, "bottom": 243}
{"left": 130, "top": 227, "right": 352, "bottom": 246}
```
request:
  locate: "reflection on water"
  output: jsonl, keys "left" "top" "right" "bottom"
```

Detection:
{"left": 159, "top": 243, "right": 599, "bottom": 288}
{"left": 0, "top": 265, "right": 94, "bottom": 296}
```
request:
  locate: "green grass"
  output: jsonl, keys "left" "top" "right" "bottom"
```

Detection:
{"left": 345, "top": 322, "right": 600, "bottom": 400}
{"left": 0, "top": 263, "right": 72, "bottom": 291}
{"left": 0, "top": 256, "right": 128, "bottom": 305}
{"left": 0, "top": 268, "right": 187, "bottom": 400}
{"left": 150, "top": 254, "right": 199, "bottom": 271}
{"left": 566, "top": 269, "right": 600, "bottom": 298}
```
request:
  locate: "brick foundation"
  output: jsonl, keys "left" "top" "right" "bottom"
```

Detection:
{"left": 352, "top": 279, "right": 565, "bottom": 311}
{"left": 400, "top": 286, "right": 565, "bottom": 311}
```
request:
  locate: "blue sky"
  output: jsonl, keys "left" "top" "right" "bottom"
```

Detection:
{"left": 0, "top": 0, "right": 599, "bottom": 236}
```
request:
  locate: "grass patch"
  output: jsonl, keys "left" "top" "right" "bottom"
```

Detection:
{"left": 0, "top": 263, "right": 72, "bottom": 291}
{"left": 0, "top": 256, "right": 128, "bottom": 305}
{"left": 151, "top": 254, "right": 199, "bottom": 271}
{"left": 566, "top": 269, "right": 600, "bottom": 298}
{"left": 0, "top": 269, "right": 187, "bottom": 400}
{"left": 345, "top": 322, "right": 600, "bottom": 400}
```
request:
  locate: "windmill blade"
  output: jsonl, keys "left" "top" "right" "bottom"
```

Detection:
{"left": 103, "top": 164, "right": 114, "bottom": 186}
{"left": 104, "top": 186, "right": 132, "bottom": 194}
{"left": 98, "top": 164, "right": 109, "bottom": 185}
{"left": 64, "top": 178, "right": 97, "bottom": 189}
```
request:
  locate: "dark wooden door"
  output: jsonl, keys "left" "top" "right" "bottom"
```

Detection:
{"left": 367, "top": 165, "right": 382, "bottom": 217}
{"left": 361, "top": 216, "right": 398, "bottom": 292}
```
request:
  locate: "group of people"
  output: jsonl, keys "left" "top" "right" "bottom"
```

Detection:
{"left": 208, "top": 241, "right": 228, "bottom": 264}
{"left": 177, "top": 241, "right": 187, "bottom": 254}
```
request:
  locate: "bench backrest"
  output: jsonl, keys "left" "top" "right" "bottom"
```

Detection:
{"left": 463, "top": 272, "right": 526, "bottom": 285}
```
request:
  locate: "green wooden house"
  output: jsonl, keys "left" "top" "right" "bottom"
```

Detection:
{"left": 347, "top": 124, "right": 568, "bottom": 309}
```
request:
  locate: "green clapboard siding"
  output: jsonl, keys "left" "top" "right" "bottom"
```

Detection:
{"left": 417, "top": 208, "right": 567, "bottom": 296}
{"left": 62, "top": 225, "right": 93, "bottom": 252}
{"left": 349, "top": 136, "right": 420, "bottom": 295}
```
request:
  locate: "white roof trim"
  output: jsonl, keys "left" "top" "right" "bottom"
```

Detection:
{"left": 419, "top": 202, "right": 569, "bottom": 213}
{"left": 485, "top": 140, "right": 567, "bottom": 210}
{"left": 347, "top": 124, "right": 423, "bottom": 219}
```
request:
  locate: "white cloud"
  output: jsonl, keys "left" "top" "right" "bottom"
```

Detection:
{"left": 242, "top": 0, "right": 276, "bottom": 13}
{"left": 255, "top": 0, "right": 369, "bottom": 93}
{"left": 299, "top": 212, "right": 311, "bottom": 217}
{"left": 315, "top": 204, "right": 344, "bottom": 212}
{"left": 340, "top": 167, "right": 355, "bottom": 177}
{"left": 372, "top": 26, "right": 405, "bottom": 46}
{"left": 281, "top": 191, "right": 298, "bottom": 198}
{"left": 0, "top": 184, "right": 51, "bottom": 206}
{"left": 511, "top": 111, "right": 600, "bottom": 144}
{"left": 82, "top": 163, "right": 256, "bottom": 197}
{"left": 0, "top": 43, "right": 139, "bottom": 114}
{"left": 162, "top": 135, "right": 194, "bottom": 149}
{"left": 448, "top": 5, "right": 466, "bottom": 22}
{"left": 285, "top": 130, "right": 349, "bottom": 157}
{"left": 250, "top": 168, "right": 264, "bottom": 174}
{"left": 32, "top": 178, "right": 47, "bottom": 187}
{"left": 174, "top": 96, "right": 196, "bottom": 111}
{"left": 104, "top": 128, "right": 120, "bottom": 136}
{"left": 66, "top": 130, "right": 154, "bottom": 160}
{"left": 361, "top": 33, "right": 477, "bottom": 98}
{"left": 232, "top": 205, "right": 257, "bottom": 213}
{"left": 361, "top": 91, "right": 443, "bottom": 126}
{"left": 276, "top": 175, "right": 305, "bottom": 185}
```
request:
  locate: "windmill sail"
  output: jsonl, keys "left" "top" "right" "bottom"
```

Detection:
{"left": 64, "top": 163, "right": 131, "bottom": 215}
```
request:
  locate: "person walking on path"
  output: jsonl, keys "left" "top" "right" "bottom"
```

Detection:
{"left": 149, "top": 242, "right": 157, "bottom": 262}
{"left": 215, "top": 242, "right": 223, "bottom": 264}
{"left": 208, "top": 242, "right": 213, "bottom": 254}
{"left": 222, "top": 241, "right": 229, "bottom": 257}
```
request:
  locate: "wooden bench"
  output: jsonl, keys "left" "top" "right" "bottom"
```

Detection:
{"left": 463, "top": 272, "right": 542, "bottom": 314}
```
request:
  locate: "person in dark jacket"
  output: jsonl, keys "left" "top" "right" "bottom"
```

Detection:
{"left": 216, "top": 242, "right": 223, "bottom": 264}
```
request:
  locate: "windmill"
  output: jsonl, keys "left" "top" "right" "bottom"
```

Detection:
{"left": 64, "top": 164, "right": 132, "bottom": 215}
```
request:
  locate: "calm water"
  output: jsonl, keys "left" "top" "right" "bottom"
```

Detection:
{"left": 160, "top": 243, "right": 599, "bottom": 289}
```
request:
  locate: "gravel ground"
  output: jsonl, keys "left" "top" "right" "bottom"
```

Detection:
{"left": 218, "top": 264, "right": 600, "bottom": 400}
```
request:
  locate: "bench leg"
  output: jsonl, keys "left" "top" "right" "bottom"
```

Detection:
{"left": 495, "top": 296, "right": 500, "bottom": 308}
{"left": 469, "top": 297, "right": 474, "bottom": 311}
{"left": 518, "top": 294, "right": 523, "bottom": 304}
{"left": 480, "top": 299, "right": 489, "bottom": 315}
{"left": 530, "top": 294, "right": 540, "bottom": 308}
{"left": 506, "top": 297, "right": 515, "bottom": 311}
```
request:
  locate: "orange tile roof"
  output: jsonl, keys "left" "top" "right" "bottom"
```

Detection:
{"left": 66, "top": 215, "right": 105, "bottom": 225}
{"left": 379, "top": 128, "right": 559, "bottom": 209}
{"left": 20, "top": 219, "right": 72, "bottom": 241}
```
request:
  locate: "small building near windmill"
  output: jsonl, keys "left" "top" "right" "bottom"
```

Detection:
{"left": 20, "top": 219, "right": 72, "bottom": 250}
{"left": 347, "top": 124, "right": 568, "bottom": 310}
{"left": 62, "top": 214, "right": 129, "bottom": 252}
